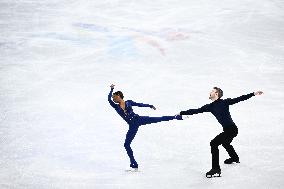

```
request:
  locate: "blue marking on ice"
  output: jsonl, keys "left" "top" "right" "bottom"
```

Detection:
{"left": 31, "top": 33, "right": 97, "bottom": 46}
{"left": 107, "top": 36, "right": 138, "bottom": 57}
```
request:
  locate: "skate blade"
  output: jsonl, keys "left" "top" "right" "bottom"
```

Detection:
{"left": 125, "top": 168, "right": 139, "bottom": 172}
{"left": 206, "top": 173, "right": 221, "bottom": 178}
{"left": 225, "top": 161, "right": 240, "bottom": 164}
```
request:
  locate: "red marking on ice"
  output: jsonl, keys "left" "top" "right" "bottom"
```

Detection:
{"left": 144, "top": 38, "right": 166, "bottom": 56}
{"left": 135, "top": 36, "right": 166, "bottom": 56}
{"left": 166, "top": 32, "right": 190, "bottom": 41}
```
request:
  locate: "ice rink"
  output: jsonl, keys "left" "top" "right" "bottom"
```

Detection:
{"left": 0, "top": 0, "right": 284, "bottom": 188}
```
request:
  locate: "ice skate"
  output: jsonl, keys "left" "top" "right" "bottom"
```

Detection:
{"left": 224, "top": 157, "right": 240, "bottom": 164}
{"left": 125, "top": 163, "right": 139, "bottom": 172}
{"left": 206, "top": 168, "right": 221, "bottom": 178}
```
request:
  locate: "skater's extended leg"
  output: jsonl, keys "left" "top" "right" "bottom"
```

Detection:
{"left": 138, "top": 116, "right": 180, "bottom": 126}
{"left": 124, "top": 126, "right": 139, "bottom": 168}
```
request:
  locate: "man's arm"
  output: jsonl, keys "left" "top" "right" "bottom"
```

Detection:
{"left": 108, "top": 84, "right": 116, "bottom": 108}
{"left": 129, "top": 100, "right": 156, "bottom": 110}
{"left": 180, "top": 104, "right": 211, "bottom": 115}
{"left": 225, "top": 91, "right": 263, "bottom": 105}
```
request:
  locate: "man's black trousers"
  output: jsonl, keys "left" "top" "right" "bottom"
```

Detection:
{"left": 210, "top": 126, "right": 239, "bottom": 169}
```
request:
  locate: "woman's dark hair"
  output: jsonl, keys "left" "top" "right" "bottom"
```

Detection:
{"left": 113, "top": 91, "right": 124, "bottom": 99}
{"left": 213, "top": 87, "right": 223, "bottom": 98}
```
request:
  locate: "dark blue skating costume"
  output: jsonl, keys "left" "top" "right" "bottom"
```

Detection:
{"left": 108, "top": 88, "right": 180, "bottom": 168}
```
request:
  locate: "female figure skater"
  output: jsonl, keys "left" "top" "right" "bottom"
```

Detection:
{"left": 108, "top": 84, "right": 182, "bottom": 170}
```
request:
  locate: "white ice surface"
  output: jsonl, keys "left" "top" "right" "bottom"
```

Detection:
{"left": 0, "top": 0, "right": 284, "bottom": 188}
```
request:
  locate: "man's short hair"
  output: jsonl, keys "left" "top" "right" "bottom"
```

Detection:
{"left": 113, "top": 91, "right": 124, "bottom": 99}
{"left": 213, "top": 87, "right": 223, "bottom": 98}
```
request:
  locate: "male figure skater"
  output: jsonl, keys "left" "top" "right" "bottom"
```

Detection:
{"left": 108, "top": 84, "right": 182, "bottom": 171}
{"left": 179, "top": 87, "right": 263, "bottom": 178}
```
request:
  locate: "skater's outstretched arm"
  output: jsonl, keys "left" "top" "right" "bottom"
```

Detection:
{"left": 224, "top": 91, "right": 263, "bottom": 105}
{"left": 129, "top": 100, "right": 156, "bottom": 110}
{"left": 180, "top": 104, "right": 211, "bottom": 115}
{"left": 108, "top": 84, "right": 116, "bottom": 108}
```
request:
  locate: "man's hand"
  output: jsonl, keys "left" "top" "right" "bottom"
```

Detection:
{"left": 254, "top": 91, "right": 264, "bottom": 96}
{"left": 110, "top": 84, "right": 115, "bottom": 89}
{"left": 151, "top": 106, "right": 157, "bottom": 110}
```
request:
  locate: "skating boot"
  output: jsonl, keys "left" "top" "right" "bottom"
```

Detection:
{"left": 224, "top": 157, "right": 240, "bottom": 164}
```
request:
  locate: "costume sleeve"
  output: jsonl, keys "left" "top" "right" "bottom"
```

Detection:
{"left": 180, "top": 104, "right": 211, "bottom": 115}
{"left": 224, "top": 93, "right": 255, "bottom": 105}
{"left": 108, "top": 88, "right": 116, "bottom": 108}
{"left": 129, "top": 100, "right": 154, "bottom": 108}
